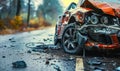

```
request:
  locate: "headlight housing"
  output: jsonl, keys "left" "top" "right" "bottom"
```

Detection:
{"left": 101, "top": 16, "right": 108, "bottom": 25}
{"left": 90, "top": 15, "right": 99, "bottom": 24}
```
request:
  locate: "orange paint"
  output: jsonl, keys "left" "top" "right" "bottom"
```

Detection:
{"left": 85, "top": 34, "right": 120, "bottom": 49}
{"left": 81, "top": 0, "right": 120, "bottom": 17}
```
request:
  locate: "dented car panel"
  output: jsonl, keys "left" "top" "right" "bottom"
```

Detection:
{"left": 81, "top": 0, "right": 120, "bottom": 17}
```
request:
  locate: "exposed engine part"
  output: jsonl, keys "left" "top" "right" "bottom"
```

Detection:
{"left": 79, "top": 24, "right": 120, "bottom": 45}
{"left": 86, "top": 26, "right": 118, "bottom": 35}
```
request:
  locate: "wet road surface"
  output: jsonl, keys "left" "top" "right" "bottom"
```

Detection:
{"left": 0, "top": 27, "right": 77, "bottom": 71}
{"left": 0, "top": 27, "right": 120, "bottom": 71}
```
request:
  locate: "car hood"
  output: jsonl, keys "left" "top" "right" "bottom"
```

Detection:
{"left": 81, "top": 0, "right": 120, "bottom": 18}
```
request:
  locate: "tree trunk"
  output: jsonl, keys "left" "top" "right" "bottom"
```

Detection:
{"left": 16, "top": 0, "right": 21, "bottom": 16}
{"left": 27, "top": 0, "right": 31, "bottom": 27}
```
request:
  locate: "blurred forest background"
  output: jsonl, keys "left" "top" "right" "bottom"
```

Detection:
{"left": 0, "top": 0, "right": 63, "bottom": 34}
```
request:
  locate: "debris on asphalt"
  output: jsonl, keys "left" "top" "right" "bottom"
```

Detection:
{"left": 87, "top": 59, "right": 102, "bottom": 65}
{"left": 36, "top": 45, "right": 48, "bottom": 49}
{"left": 4, "top": 45, "right": 7, "bottom": 47}
{"left": 11, "top": 40, "right": 16, "bottom": 42}
{"left": 9, "top": 38, "right": 13, "bottom": 41}
{"left": 11, "top": 45, "right": 15, "bottom": 47}
{"left": 115, "top": 66, "right": 120, "bottom": 71}
{"left": 2, "top": 56, "right": 6, "bottom": 58}
{"left": 43, "top": 39, "right": 48, "bottom": 41}
{"left": 12, "top": 61, "right": 27, "bottom": 68}
{"left": 9, "top": 37, "right": 16, "bottom": 42}
{"left": 63, "top": 57, "right": 75, "bottom": 61}
{"left": 31, "top": 44, "right": 59, "bottom": 52}
{"left": 93, "top": 67, "right": 105, "bottom": 71}
{"left": 51, "top": 63, "right": 61, "bottom": 71}
{"left": 45, "top": 60, "right": 50, "bottom": 65}
{"left": 86, "top": 57, "right": 103, "bottom": 65}
{"left": 32, "top": 48, "right": 47, "bottom": 53}
{"left": 49, "top": 45, "right": 58, "bottom": 49}
{"left": 69, "top": 56, "right": 75, "bottom": 60}
{"left": 47, "top": 58, "right": 53, "bottom": 61}
{"left": 27, "top": 50, "right": 32, "bottom": 53}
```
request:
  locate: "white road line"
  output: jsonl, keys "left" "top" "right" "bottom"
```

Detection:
{"left": 76, "top": 58, "right": 84, "bottom": 71}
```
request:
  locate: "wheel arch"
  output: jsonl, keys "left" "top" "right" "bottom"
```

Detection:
{"left": 68, "top": 16, "right": 76, "bottom": 24}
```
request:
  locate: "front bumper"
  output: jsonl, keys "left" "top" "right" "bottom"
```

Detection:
{"left": 85, "top": 34, "right": 120, "bottom": 50}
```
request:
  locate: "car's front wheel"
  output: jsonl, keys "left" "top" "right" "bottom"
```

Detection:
{"left": 62, "top": 24, "right": 83, "bottom": 54}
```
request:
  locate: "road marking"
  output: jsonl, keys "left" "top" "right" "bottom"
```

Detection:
{"left": 76, "top": 58, "right": 84, "bottom": 71}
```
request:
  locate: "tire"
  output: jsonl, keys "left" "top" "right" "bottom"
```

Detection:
{"left": 61, "top": 24, "right": 83, "bottom": 54}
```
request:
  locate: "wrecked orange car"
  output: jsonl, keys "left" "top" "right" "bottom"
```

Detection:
{"left": 54, "top": 0, "right": 120, "bottom": 54}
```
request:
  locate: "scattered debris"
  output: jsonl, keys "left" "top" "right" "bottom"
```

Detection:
{"left": 115, "top": 67, "right": 120, "bottom": 71}
{"left": 4, "top": 45, "right": 7, "bottom": 47}
{"left": 31, "top": 44, "right": 49, "bottom": 53}
{"left": 51, "top": 63, "right": 61, "bottom": 71}
{"left": 87, "top": 59, "right": 102, "bottom": 65}
{"left": 11, "top": 40, "right": 16, "bottom": 42}
{"left": 9, "top": 37, "right": 16, "bottom": 42}
{"left": 32, "top": 49, "right": 47, "bottom": 53}
{"left": 69, "top": 56, "right": 75, "bottom": 60}
{"left": 49, "top": 45, "right": 58, "bottom": 49}
{"left": 2, "top": 56, "right": 5, "bottom": 58}
{"left": 27, "top": 50, "right": 32, "bottom": 53}
{"left": 31, "top": 44, "right": 59, "bottom": 53}
{"left": 36, "top": 45, "right": 48, "bottom": 49}
{"left": 37, "top": 44, "right": 58, "bottom": 49}
{"left": 47, "top": 58, "right": 53, "bottom": 61}
{"left": 63, "top": 57, "right": 75, "bottom": 61}
{"left": 9, "top": 38, "right": 13, "bottom": 41}
{"left": 87, "top": 57, "right": 103, "bottom": 65}
{"left": 45, "top": 60, "right": 50, "bottom": 65}
{"left": 12, "top": 61, "right": 27, "bottom": 68}
{"left": 93, "top": 67, "right": 105, "bottom": 71}
{"left": 43, "top": 39, "right": 48, "bottom": 41}
{"left": 11, "top": 45, "right": 15, "bottom": 47}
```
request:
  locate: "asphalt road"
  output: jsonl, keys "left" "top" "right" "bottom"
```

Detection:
{"left": 0, "top": 27, "right": 80, "bottom": 71}
{"left": 0, "top": 27, "right": 120, "bottom": 71}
